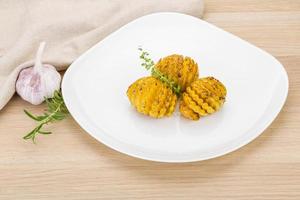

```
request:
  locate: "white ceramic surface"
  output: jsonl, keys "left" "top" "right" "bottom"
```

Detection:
{"left": 62, "top": 12, "right": 289, "bottom": 162}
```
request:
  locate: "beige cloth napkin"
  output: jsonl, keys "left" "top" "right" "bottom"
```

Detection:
{"left": 0, "top": 0, "right": 204, "bottom": 110}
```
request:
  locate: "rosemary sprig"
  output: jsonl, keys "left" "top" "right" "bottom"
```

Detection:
{"left": 23, "top": 90, "right": 69, "bottom": 143}
{"left": 138, "top": 48, "right": 181, "bottom": 96}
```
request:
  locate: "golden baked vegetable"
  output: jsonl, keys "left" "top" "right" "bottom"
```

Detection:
{"left": 179, "top": 100, "right": 200, "bottom": 120}
{"left": 179, "top": 77, "right": 227, "bottom": 120}
{"left": 127, "top": 76, "right": 177, "bottom": 118}
{"left": 155, "top": 54, "right": 199, "bottom": 91}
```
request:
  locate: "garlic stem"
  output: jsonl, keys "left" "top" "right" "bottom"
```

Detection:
{"left": 33, "top": 41, "right": 46, "bottom": 73}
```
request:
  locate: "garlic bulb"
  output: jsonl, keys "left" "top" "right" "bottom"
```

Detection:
{"left": 16, "top": 42, "right": 61, "bottom": 105}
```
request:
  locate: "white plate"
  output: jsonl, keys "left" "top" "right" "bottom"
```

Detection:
{"left": 62, "top": 12, "right": 288, "bottom": 162}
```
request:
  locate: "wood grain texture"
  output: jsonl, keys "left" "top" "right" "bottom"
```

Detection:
{"left": 0, "top": 0, "right": 300, "bottom": 199}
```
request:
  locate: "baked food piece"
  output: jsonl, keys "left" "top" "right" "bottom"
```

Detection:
{"left": 155, "top": 54, "right": 199, "bottom": 91}
{"left": 127, "top": 76, "right": 177, "bottom": 118}
{"left": 179, "top": 77, "right": 227, "bottom": 120}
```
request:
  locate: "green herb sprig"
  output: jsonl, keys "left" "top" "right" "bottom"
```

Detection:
{"left": 23, "top": 90, "right": 69, "bottom": 143}
{"left": 138, "top": 48, "right": 181, "bottom": 96}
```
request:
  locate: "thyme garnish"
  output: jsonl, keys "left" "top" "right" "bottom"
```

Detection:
{"left": 138, "top": 48, "right": 181, "bottom": 96}
{"left": 23, "top": 90, "right": 69, "bottom": 143}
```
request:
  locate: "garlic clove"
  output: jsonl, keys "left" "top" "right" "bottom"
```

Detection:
{"left": 16, "top": 42, "right": 61, "bottom": 105}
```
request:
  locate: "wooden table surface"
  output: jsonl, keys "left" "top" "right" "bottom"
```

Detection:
{"left": 1, "top": 0, "right": 300, "bottom": 199}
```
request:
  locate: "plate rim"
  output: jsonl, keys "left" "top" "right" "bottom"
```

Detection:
{"left": 62, "top": 12, "right": 289, "bottom": 163}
